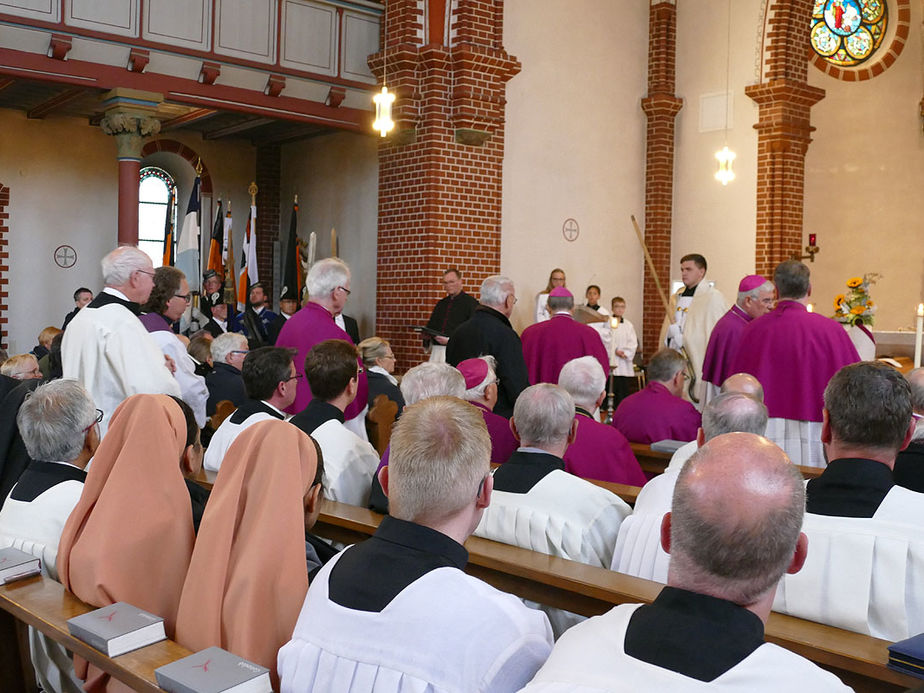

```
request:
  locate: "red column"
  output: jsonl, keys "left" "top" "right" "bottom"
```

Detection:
{"left": 117, "top": 158, "right": 141, "bottom": 245}
{"left": 640, "top": 1, "right": 683, "bottom": 359}
{"left": 745, "top": 0, "right": 825, "bottom": 277}
{"left": 369, "top": 0, "right": 520, "bottom": 370}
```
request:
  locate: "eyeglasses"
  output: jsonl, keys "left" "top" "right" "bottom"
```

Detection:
{"left": 336, "top": 286, "right": 352, "bottom": 296}
{"left": 135, "top": 269, "right": 155, "bottom": 278}
{"left": 174, "top": 293, "right": 191, "bottom": 302}
{"left": 84, "top": 409, "right": 103, "bottom": 432}
{"left": 286, "top": 374, "right": 304, "bottom": 382}
{"left": 230, "top": 350, "right": 249, "bottom": 356}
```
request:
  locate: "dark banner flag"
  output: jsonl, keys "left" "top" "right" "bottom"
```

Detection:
{"left": 207, "top": 199, "right": 224, "bottom": 277}
{"left": 162, "top": 188, "right": 175, "bottom": 267}
{"left": 280, "top": 199, "right": 300, "bottom": 302}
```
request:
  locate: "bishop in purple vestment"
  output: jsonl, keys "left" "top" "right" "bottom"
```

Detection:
{"left": 612, "top": 349, "right": 701, "bottom": 444}
{"left": 731, "top": 262, "right": 859, "bottom": 423}
{"left": 521, "top": 288, "right": 609, "bottom": 385}
{"left": 458, "top": 357, "right": 518, "bottom": 464}
{"left": 276, "top": 259, "right": 368, "bottom": 418}
{"left": 702, "top": 275, "right": 775, "bottom": 389}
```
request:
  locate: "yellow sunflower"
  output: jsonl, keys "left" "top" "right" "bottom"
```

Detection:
{"left": 833, "top": 294, "right": 846, "bottom": 309}
{"left": 846, "top": 277, "right": 863, "bottom": 289}
{"left": 850, "top": 305, "right": 866, "bottom": 315}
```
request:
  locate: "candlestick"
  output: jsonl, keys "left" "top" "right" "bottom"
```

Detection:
{"left": 915, "top": 303, "right": 923, "bottom": 369}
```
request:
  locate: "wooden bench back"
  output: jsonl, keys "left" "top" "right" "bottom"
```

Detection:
{"left": 313, "top": 499, "right": 917, "bottom": 691}
{"left": 366, "top": 393, "right": 398, "bottom": 457}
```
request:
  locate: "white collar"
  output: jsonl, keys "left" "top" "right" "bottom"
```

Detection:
{"left": 369, "top": 365, "right": 398, "bottom": 386}
{"left": 102, "top": 287, "right": 130, "bottom": 301}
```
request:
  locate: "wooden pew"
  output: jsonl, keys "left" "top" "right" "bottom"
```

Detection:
{"left": 0, "top": 575, "right": 192, "bottom": 692}
{"left": 313, "top": 499, "right": 920, "bottom": 692}
{"left": 629, "top": 441, "right": 823, "bottom": 480}
{"left": 366, "top": 393, "right": 398, "bottom": 457}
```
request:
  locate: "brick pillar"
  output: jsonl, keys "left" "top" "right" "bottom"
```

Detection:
{"left": 640, "top": 1, "right": 683, "bottom": 360}
{"left": 255, "top": 144, "right": 281, "bottom": 299}
{"left": 0, "top": 183, "right": 8, "bottom": 348}
{"left": 745, "top": 0, "right": 825, "bottom": 277}
{"left": 369, "top": 0, "right": 520, "bottom": 371}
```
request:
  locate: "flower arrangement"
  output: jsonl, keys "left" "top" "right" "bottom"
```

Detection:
{"left": 832, "top": 273, "right": 880, "bottom": 327}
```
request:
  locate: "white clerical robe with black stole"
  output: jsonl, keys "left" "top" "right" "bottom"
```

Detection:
{"left": 278, "top": 516, "right": 553, "bottom": 693}
{"left": 203, "top": 399, "right": 286, "bottom": 471}
{"left": 61, "top": 289, "right": 180, "bottom": 435}
{"left": 289, "top": 400, "right": 379, "bottom": 507}
{"left": 522, "top": 591, "right": 851, "bottom": 692}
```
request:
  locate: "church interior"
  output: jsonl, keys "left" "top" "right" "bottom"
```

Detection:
{"left": 1, "top": 0, "right": 922, "bottom": 366}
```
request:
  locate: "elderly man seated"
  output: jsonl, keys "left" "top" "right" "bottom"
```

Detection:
{"left": 1, "top": 354, "right": 43, "bottom": 381}
{"left": 368, "top": 362, "right": 465, "bottom": 514}
{"left": 476, "top": 384, "right": 631, "bottom": 635}
{"left": 558, "top": 356, "right": 645, "bottom": 486}
{"left": 457, "top": 356, "right": 518, "bottom": 464}
{"left": 279, "top": 396, "right": 553, "bottom": 692}
{"left": 0, "top": 379, "right": 99, "bottom": 693}
{"left": 612, "top": 348, "right": 701, "bottom": 444}
{"left": 524, "top": 433, "right": 850, "bottom": 692}
{"left": 204, "top": 332, "right": 249, "bottom": 416}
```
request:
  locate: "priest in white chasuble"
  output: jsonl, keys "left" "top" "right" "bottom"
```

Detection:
{"left": 658, "top": 254, "right": 728, "bottom": 407}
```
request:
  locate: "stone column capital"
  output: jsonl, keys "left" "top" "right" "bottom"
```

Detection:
{"left": 99, "top": 113, "right": 162, "bottom": 158}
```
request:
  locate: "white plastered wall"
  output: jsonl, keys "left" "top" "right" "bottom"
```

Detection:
{"left": 280, "top": 131, "right": 379, "bottom": 338}
{"left": 0, "top": 110, "right": 256, "bottom": 353}
{"left": 501, "top": 0, "right": 649, "bottom": 334}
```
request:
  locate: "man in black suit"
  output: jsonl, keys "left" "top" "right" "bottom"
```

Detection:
{"left": 447, "top": 275, "right": 529, "bottom": 418}
{"left": 204, "top": 332, "right": 249, "bottom": 417}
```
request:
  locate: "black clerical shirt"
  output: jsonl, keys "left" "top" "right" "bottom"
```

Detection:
{"left": 290, "top": 399, "right": 344, "bottom": 436}
{"left": 805, "top": 458, "right": 893, "bottom": 518}
{"left": 328, "top": 516, "right": 468, "bottom": 612}
{"left": 625, "top": 586, "right": 765, "bottom": 682}
{"left": 492, "top": 450, "right": 565, "bottom": 494}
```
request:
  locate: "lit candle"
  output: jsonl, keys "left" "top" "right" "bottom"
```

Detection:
{"left": 807, "top": 303, "right": 814, "bottom": 313}
{"left": 610, "top": 316, "right": 620, "bottom": 329}
{"left": 915, "top": 303, "right": 923, "bottom": 369}
{"left": 809, "top": 233, "right": 817, "bottom": 247}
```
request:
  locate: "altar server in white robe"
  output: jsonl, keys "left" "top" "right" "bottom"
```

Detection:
{"left": 62, "top": 246, "right": 180, "bottom": 435}
{"left": 613, "top": 391, "right": 768, "bottom": 584}
{"left": 203, "top": 347, "right": 297, "bottom": 471}
{"left": 0, "top": 380, "right": 98, "bottom": 693}
{"left": 290, "top": 339, "right": 379, "bottom": 506}
{"left": 523, "top": 433, "right": 850, "bottom": 692}
{"left": 278, "top": 396, "right": 553, "bottom": 693}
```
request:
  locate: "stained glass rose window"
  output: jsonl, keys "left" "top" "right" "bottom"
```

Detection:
{"left": 810, "top": 0, "right": 887, "bottom": 67}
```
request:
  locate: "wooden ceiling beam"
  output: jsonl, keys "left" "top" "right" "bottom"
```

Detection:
{"left": 27, "top": 87, "right": 88, "bottom": 119}
{"left": 202, "top": 117, "right": 274, "bottom": 140}
{"left": 160, "top": 108, "right": 218, "bottom": 132}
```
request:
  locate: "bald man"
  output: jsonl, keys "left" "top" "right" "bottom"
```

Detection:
{"left": 612, "top": 393, "right": 770, "bottom": 582}
{"left": 527, "top": 434, "right": 850, "bottom": 691}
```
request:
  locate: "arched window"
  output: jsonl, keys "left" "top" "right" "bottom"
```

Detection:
{"left": 138, "top": 167, "right": 177, "bottom": 268}
{"left": 811, "top": 0, "right": 887, "bottom": 67}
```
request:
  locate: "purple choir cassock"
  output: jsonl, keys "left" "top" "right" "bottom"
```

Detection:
{"left": 612, "top": 382, "right": 701, "bottom": 444}
{"left": 471, "top": 401, "right": 518, "bottom": 465}
{"left": 275, "top": 301, "right": 368, "bottom": 417}
{"left": 730, "top": 300, "right": 859, "bottom": 422}
{"left": 521, "top": 314, "right": 609, "bottom": 385}
{"left": 564, "top": 411, "right": 647, "bottom": 486}
{"left": 701, "top": 304, "right": 752, "bottom": 388}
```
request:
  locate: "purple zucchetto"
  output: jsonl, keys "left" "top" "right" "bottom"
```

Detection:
{"left": 549, "top": 287, "right": 573, "bottom": 298}
{"left": 738, "top": 275, "right": 768, "bottom": 292}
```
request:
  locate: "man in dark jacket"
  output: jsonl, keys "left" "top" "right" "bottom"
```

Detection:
{"left": 204, "top": 332, "right": 249, "bottom": 416}
{"left": 447, "top": 275, "right": 529, "bottom": 418}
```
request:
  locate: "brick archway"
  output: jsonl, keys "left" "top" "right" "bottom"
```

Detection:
{"left": 140, "top": 139, "right": 213, "bottom": 195}
{"left": 0, "top": 183, "right": 8, "bottom": 348}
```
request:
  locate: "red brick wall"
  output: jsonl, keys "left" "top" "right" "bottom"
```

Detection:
{"left": 370, "top": 0, "right": 520, "bottom": 371}
{"left": 745, "top": 0, "right": 824, "bottom": 277}
{"left": 0, "top": 184, "right": 8, "bottom": 348}
{"left": 255, "top": 144, "right": 281, "bottom": 299}
{"left": 640, "top": 2, "right": 683, "bottom": 360}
